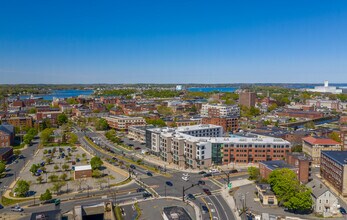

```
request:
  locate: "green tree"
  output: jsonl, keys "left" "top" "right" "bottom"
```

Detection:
{"left": 51, "top": 181, "right": 66, "bottom": 195}
{"left": 304, "top": 121, "right": 315, "bottom": 130}
{"left": 248, "top": 167, "right": 260, "bottom": 180}
{"left": 291, "top": 145, "right": 303, "bottom": 152}
{"left": 60, "top": 173, "right": 68, "bottom": 181}
{"left": 157, "top": 105, "right": 173, "bottom": 116}
{"left": 145, "top": 118, "right": 166, "bottom": 127}
{"left": 284, "top": 186, "right": 313, "bottom": 212}
{"left": 268, "top": 169, "right": 298, "bottom": 203}
{"left": 54, "top": 164, "right": 59, "bottom": 171}
{"left": 36, "top": 176, "right": 43, "bottom": 184}
{"left": 0, "top": 161, "right": 6, "bottom": 176}
{"left": 95, "top": 118, "right": 109, "bottom": 131}
{"left": 90, "top": 156, "right": 103, "bottom": 170}
{"left": 268, "top": 103, "right": 278, "bottom": 112}
{"left": 14, "top": 180, "right": 30, "bottom": 197}
{"left": 40, "top": 189, "right": 52, "bottom": 202}
{"left": 48, "top": 174, "right": 59, "bottom": 182}
{"left": 67, "top": 132, "right": 78, "bottom": 145}
{"left": 62, "top": 164, "right": 70, "bottom": 171}
{"left": 57, "top": 113, "right": 68, "bottom": 126}
{"left": 328, "top": 131, "right": 341, "bottom": 143}
{"left": 45, "top": 157, "right": 53, "bottom": 165}
{"left": 40, "top": 128, "right": 54, "bottom": 144}
{"left": 92, "top": 169, "right": 103, "bottom": 178}
{"left": 30, "top": 164, "right": 40, "bottom": 174}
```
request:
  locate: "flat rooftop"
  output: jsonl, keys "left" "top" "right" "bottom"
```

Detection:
{"left": 322, "top": 151, "right": 347, "bottom": 166}
{"left": 259, "top": 160, "right": 295, "bottom": 170}
{"left": 75, "top": 165, "right": 92, "bottom": 171}
{"left": 163, "top": 206, "right": 192, "bottom": 220}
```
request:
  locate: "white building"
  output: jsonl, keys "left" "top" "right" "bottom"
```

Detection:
{"left": 200, "top": 103, "right": 240, "bottom": 117}
{"left": 307, "top": 81, "right": 343, "bottom": 94}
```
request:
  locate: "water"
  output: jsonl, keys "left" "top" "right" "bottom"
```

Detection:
{"left": 19, "top": 89, "right": 94, "bottom": 100}
{"left": 188, "top": 87, "right": 237, "bottom": 93}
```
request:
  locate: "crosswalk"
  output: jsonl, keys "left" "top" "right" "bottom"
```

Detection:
{"left": 209, "top": 178, "right": 225, "bottom": 188}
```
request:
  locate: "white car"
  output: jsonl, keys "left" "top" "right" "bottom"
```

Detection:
{"left": 183, "top": 173, "right": 190, "bottom": 177}
{"left": 209, "top": 169, "right": 219, "bottom": 174}
{"left": 182, "top": 176, "right": 189, "bottom": 181}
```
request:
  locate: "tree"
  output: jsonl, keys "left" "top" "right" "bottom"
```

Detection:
{"left": 0, "top": 161, "right": 6, "bottom": 176}
{"left": 14, "top": 150, "right": 21, "bottom": 157}
{"left": 92, "top": 169, "right": 103, "bottom": 178}
{"left": 40, "top": 189, "right": 52, "bottom": 202}
{"left": 67, "top": 132, "right": 78, "bottom": 146}
{"left": 40, "top": 128, "right": 54, "bottom": 144}
{"left": 95, "top": 118, "right": 109, "bottom": 131}
{"left": 268, "top": 103, "right": 278, "bottom": 112}
{"left": 30, "top": 164, "right": 40, "bottom": 174}
{"left": 48, "top": 174, "right": 59, "bottom": 182}
{"left": 304, "top": 121, "right": 315, "bottom": 130}
{"left": 60, "top": 173, "right": 68, "bottom": 181}
{"left": 14, "top": 180, "right": 30, "bottom": 197}
{"left": 291, "top": 145, "right": 303, "bottom": 152}
{"left": 284, "top": 186, "right": 313, "bottom": 212}
{"left": 145, "top": 118, "right": 166, "bottom": 127}
{"left": 62, "top": 163, "right": 70, "bottom": 171}
{"left": 51, "top": 181, "right": 66, "bottom": 195}
{"left": 45, "top": 157, "right": 53, "bottom": 165}
{"left": 328, "top": 131, "right": 341, "bottom": 143}
{"left": 57, "top": 113, "right": 68, "bottom": 126}
{"left": 54, "top": 164, "right": 59, "bottom": 171}
{"left": 36, "top": 176, "right": 43, "bottom": 184}
{"left": 248, "top": 167, "right": 260, "bottom": 180}
{"left": 90, "top": 156, "right": 103, "bottom": 170}
{"left": 269, "top": 169, "right": 298, "bottom": 203}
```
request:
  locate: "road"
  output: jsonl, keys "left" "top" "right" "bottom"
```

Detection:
{"left": 0, "top": 139, "right": 40, "bottom": 197}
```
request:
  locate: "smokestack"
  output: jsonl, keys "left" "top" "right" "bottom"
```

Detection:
{"left": 324, "top": 80, "right": 329, "bottom": 87}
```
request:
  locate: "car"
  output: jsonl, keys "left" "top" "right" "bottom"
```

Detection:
{"left": 186, "top": 193, "right": 196, "bottom": 200}
{"left": 143, "top": 192, "right": 152, "bottom": 198}
{"left": 146, "top": 172, "right": 153, "bottom": 176}
{"left": 11, "top": 206, "right": 23, "bottom": 212}
{"left": 209, "top": 169, "right": 219, "bottom": 174}
{"left": 128, "top": 144, "right": 134, "bottom": 147}
{"left": 198, "top": 180, "right": 205, "bottom": 185}
{"left": 166, "top": 181, "right": 173, "bottom": 186}
{"left": 198, "top": 171, "right": 207, "bottom": 175}
{"left": 129, "top": 138, "right": 134, "bottom": 141}
{"left": 203, "top": 188, "right": 211, "bottom": 195}
{"left": 201, "top": 205, "right": 209, "bottom": 214}
{"left": 340, "top": 207, "right": 347, "bottom": 215}
{"left": 0, "top": 204, "right": 3, "bottom": 209}
{"left": 19, "top": 155, "right": 24, "bottom": 159}
{"left": 135, "top": 147, "right": 141, "bottom": 150}
{"left": 34, "top": 172, "right": 41, "bottom": 176}
{"left": 182, "top": 176, "right": 189, "bottom": 181}
{"left": 203, "top": 173, "right": 212, "bottom": 177}
{"left": 229, "top": 169, "right": 238, "bottom": 173}
{"left": 130, "top": 165, "right": 136, "bottom": 169}
{"left": 183, "top": 173, "right": 190, "bottom": 177}
{"left": 136, "top": 188, "right": 145, "bottom": 193}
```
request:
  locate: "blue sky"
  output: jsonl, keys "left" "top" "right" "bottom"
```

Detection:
{"left": 1, "top": 0, "right": 347, "bottom": 84}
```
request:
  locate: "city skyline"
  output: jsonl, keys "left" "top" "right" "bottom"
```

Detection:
{"left": 1, "top": 1, "right": 347, "bottom": 84}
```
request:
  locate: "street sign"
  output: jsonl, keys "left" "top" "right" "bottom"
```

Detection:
{"left": 228, "top": 183, "right": 232, "bottom": 189}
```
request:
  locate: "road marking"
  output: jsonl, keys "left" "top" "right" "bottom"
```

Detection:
{"left": 212, "top": 195, "right": 229, "bottom": 220}
{"left": 206, "top": 197, "right": 221, "bottom": 220}
{"left": 209, "top": 178, "right": 224, "bottom": 188}
{"left": 200, "top": 197, "right": 213, "bottom": 220}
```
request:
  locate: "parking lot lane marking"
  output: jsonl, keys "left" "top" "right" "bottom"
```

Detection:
{"left": 201, "top": 197, "right": 213, "bottom": 220}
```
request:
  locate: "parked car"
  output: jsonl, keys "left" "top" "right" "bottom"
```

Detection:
{"left": 201, "top": 205, "right": 209, "bottom": 214}
{"left": 135, "top": 147, "right": 141, "bottom": 150}
{"left": 128, "top": 144, "right": 134, "bottom": 147}
{"left": 130, "top": 165, "right": 136, "bottom": 169}
{"left": 340, "top": 207, "right": 347, "bottom": 215}
{"left": 229, "top": 169, "right": 238, "bottom": 173}
{"left": 11, "top": 206, "right": 23, "bottom": 212}
{"left": 183, "top": 173, "right": 190, "bottom": 177}
{"left": 198, "top": 171, "right": 206, "bottom": 175}
{"left": 136, "top": 188, "right": 145, "bottom": 193}
{"left": 146, "top": 172, "right": 153, "bottom": 176}
{"left": 186, "top": 194, "right": 196, "bottom": 200}
{"left": 143, "top": 192, "right": 152, "bottom": 198}
{"left": 209, "top": 169, "right": 219, "bottom": 174}
{"left": 203, "top": 188, "right": 211, "bottom": 195}
{"left": 166, "top": 181, "right": 173, "bottom": 186}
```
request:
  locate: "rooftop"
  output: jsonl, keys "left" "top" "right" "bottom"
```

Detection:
{"left": 259, "top": 160, "right": 296, "bottom": 170}
{"left": 306, "top": 179, "right": 332, "bottom": 198}
{"left": 74, "top": 165, "right": 92, "bottom": 171}
{"left": 0, "top": 147, "right": 13, "bottom": 155}
{"left": 287, "top": 152, "right": 312, "bottom": 161}
{"left": 321, "top": 151, "right": 347, "bottom": 166}
{"left": 162, "top": 206, "right": 192, "bottom": 220}
{"left": 302, "top": 136, "right": 340, "bottom": 145}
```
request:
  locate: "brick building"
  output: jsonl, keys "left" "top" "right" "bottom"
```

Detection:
{"left": 2, "top": 116, "right": 33, "bottom": 128}
{"left": 0, "top": 124, "right": 15, "bottom": 147}
{"left": 259, "top": 160, "right": 298, "bottom": 180}
{"left": 302, "top": 136, "right": 341, "bottom": 165}
{"left": 320, "top": 151, "right": 347, "bottom": 196}
{"left": 104, "top": 115, "right": 146, "bottom": 130}
{"left": 285, "top": 152, "right": 312, "bottom": 183}
{"left": 74, "top": 165, "right": 92, "bottom": 179}
{"left": 201, "top": 117, "right": 239, "bottom": 133}
{"left": 0, "top": 147, "right": 13, "bottom": 161}
{"left": 239, "top": 91, "right": 256, "bottom": 108}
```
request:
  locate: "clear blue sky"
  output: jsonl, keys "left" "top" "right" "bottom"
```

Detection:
{"left": 1, "top": 0, "right": 347, "bottom": 84}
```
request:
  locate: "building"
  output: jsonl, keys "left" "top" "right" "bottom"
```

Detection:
{"left": 0, "top": 147, "right": 13, "bottom": 161}
{"left": 259, "top": 160, "right": 298, "bottom": 180}
{"left": 0, "top": 124, "right": 15, "bottom": 147}
{"left": 36, "top": 111, "right": 62, "bottom": 126}
{"left": 104, "top": 115, "right": 146, "bottom": 130}
{"left": 256, "top": 184, "right": 278, "bottom": 206}
{"left": 162, "top": 206, "right": 192, "bottom": 220}
{"left": 201, "top": 117, "right": 239, "bottom": 133}
{"left": 239, "top": 91, "right": 256, "bottom": 108}
{"left": 286, "top": 152, "right": 312, "bottom": 183}
{"left": 30, "top": 209, "right": 62, "bottom": 220}
{"left": 2, "top": 116, "right": 33, "bottom": 128}
{"left": 128, "top": 125, "right": 155, "bottom": 143}
{"left": 306, "top": 179, "right": 339, "bottom": 217}
{"left": 74, "top": 165, "right": 92, "bottom": 179}
{"left": 276, "top": 109, "right": 324, "bottom": 119}
{"left": 307, "top": 81, "right": 343, "bottom": 94}
{"left": 341, "top": 126, "right": 347, "bottom": 151}
{"left": 320, "top": 151, "right": 347, "bottom": 196}
{"left": 146, "top": 125, "right": 291, "bottom": 169}
{"left": 200, "top": 103, "right": 240, "bottom": 118}
{"left": 302, "top": 136, "right": 341, "bottom": 165}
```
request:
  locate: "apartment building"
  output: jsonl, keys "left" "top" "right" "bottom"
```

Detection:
{"left": 2, "top": 116, "right": 33, "bottom": 128}
{"left": 341, "top": 126, "right": 347, "bottom": 151}
{"left": 286, "top": 152, "right": 312, "bottom": 183}
{"left": 200, "top": 104, "right": 240, "bottom": 118}
{"left": 320, "top": 151, "right": 347, "bottom": 196}
{"left": 128, "top": 125, "right": 155, "bottom": 143}
{"left": 239, "top": 91, "right": 256, "bottom": 108}
{"left": 0, "top": 124, "right": 14, "bottom": 147}
{"left": 201, "top": 117, "right": 239, "bottom": 133}
{"left": 146, "top": 124, "right": 291, "bottom": 169}
{"left": 302, "top": 136, "right": 341, "bottom": 165}
{"left": 104, "top": 115, "right": 146, "bottom": 130}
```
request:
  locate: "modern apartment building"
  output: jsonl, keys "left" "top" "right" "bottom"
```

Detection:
{"left": 200, "top": 104, "right": 240, "bottom": 118}
{"left": 302, "top": 136, "right": 341, "bottom": 165}
{"left": 201, "top": 117, "right": 239, "bottom": 133}
{"left": 146, "top": 124, "right": 291, "bottom": 169}
{"left": 239, "top": 91, "right": 256, "bottom": 108}
{"left": 104, "top": 115, "right": 146, "bottom": 130}
{"left": 320, "top": 151, "right": 347, "bottom": 196}
{"left": 128, "top": 125, "right": 155, "bottom": 143}
{"left": 2, "top": 116, "right": 33, "bottom": 128}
